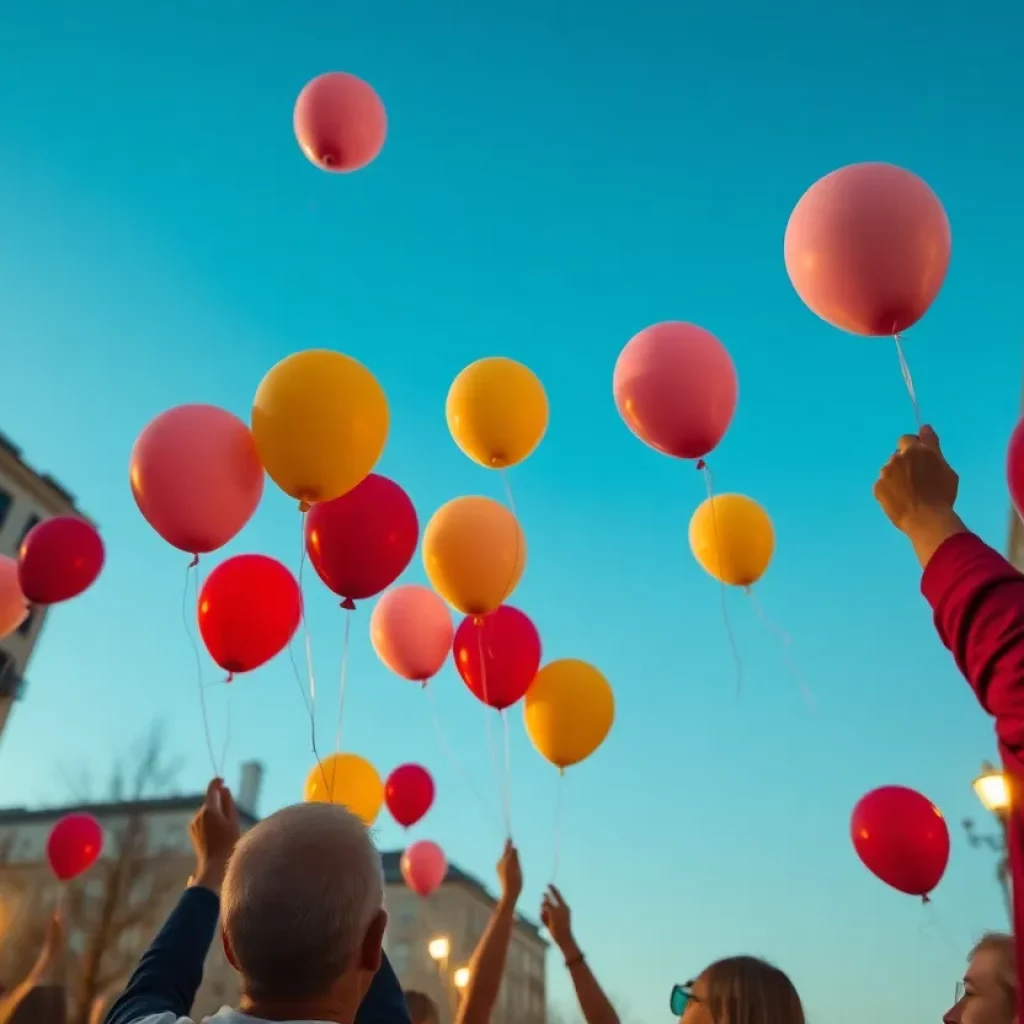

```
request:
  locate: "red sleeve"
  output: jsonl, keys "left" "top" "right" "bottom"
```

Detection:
{"left": 921, "top": 531, "right": 1024, "bottom": 751}
{"left": 921, "top": 531, "right": 1024, "bottom": 1004}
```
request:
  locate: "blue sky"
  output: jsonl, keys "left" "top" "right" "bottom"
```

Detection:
{"left": 0, "top": 0, "right": 1021, "bottom": 1021}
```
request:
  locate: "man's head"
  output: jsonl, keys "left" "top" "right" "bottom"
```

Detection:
{"left": 944, "top": 933, "right": 1017, "bottom": 1024}
{"left": 404, "top": 989, "right": 439, "bottom": 1024}
{"left": 221, "top": 802, "right": 387, "bottom": 1014}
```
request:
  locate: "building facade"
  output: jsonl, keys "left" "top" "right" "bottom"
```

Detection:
{"left": 381, "top": 851, "right": 547, "bottom": 1024}
{"left": 0, "top": 430, "right": 85, "bottom": 739}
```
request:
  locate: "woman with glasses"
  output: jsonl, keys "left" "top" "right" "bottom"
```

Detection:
{"left": 944, "top": 933, "right": 1015, "bottom": 1024}
{"left": 669, "top": 956, "right": 805, "bottom": 1023}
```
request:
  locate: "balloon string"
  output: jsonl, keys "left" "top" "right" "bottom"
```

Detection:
{"left": 335, "top": 608, "right": 352, "bottom": 753}
{"left": 893, "top": 333, "right": 922, "bottom": 429}
{"left": 476, "top": 625, "right": 511, "bottom": 837}
{"left": 182, "top": 559, "right": 217, "bottom": 776}
{"left": 551, "top": 768, "right": 565, "bottom": 883}
{"left": 501, "top": 708, "right": 512, "bottom": 836}
{"left": 495, "top": 469, "right": 523, "bottom": 607}
{"left": 297, "top": 511, "right": 328, "bottom": 793}
{"left": 425, "top": 685, "right": 502, "bottom": 833}
{"left": 698, "top": 462, "right": 744, "bottom": 695}
{"left": 744, "top": 588, "right": 816, "bottom": 711}
{"left": 922, "top": 902, "right": 965, "bottom": 962}
{"left": 218, "top": 682, "right": 233, "bottom": 778}
{"left": 499, "top": 468, "right": 518, "bottom": 519}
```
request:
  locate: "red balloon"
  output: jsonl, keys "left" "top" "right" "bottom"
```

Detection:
{"left": 1007, "top": 419, "right": 1024, "bottom": 520}
{"left": 293, "top": 72, "right": 387, "bottom": 173}
{"left": 47, "top": 813, "right": 103, "bottom": 882}
{"left": 18, "top": 517, "right": 105, "bottom": 605}
{"left": 198, "top": 554, "right": 302, "bottom": 676}
{"left": 453, "top": 605, "right": 541, "bottom": 710}
{"left": 385, "top": 764, "right": 435, "bottom": 828}
{"left": 851, "top": 785, "right": 950, "bottom": 898}
{"left": 305, "top": 474, "right": 418, "bottom": 608}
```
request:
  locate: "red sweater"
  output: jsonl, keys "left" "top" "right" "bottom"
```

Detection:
{"left": 922, "top": 531, "right": 1024, "bottom": 998}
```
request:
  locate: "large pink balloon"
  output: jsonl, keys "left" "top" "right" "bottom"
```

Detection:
{"left": 293, "top": 73, "right": 387, "bottom": 173}
{"left": 130, "top": 405, "right": 265, "bottom": 557}
{"left": 371, "top": 585, "right": 453, "bottom": 683}
{"left": 785, "top": 163, "right": 951, "bottom": 337}
{"left": 401, "top": 840, "right": 447, "bottom": 897}
{"left": 613, "top": 322, "right": 738, "bottom": 460}
{"left": 0, "top": 555, "right": 28, "bottom": 640}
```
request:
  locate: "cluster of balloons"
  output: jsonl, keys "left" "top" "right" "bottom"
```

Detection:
{"left": 47, "top": 812, "right": 104, "bottom": 882}
{"left": 0, "top": 517, "right": 105, "bottom": 642}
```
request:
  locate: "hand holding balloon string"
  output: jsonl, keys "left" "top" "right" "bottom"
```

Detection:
{"left": 189, "top": 778, "right": 241, "bottom": 895}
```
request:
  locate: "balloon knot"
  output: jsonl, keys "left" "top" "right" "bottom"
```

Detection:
{"left": 188, "top": 554, "right": 200, "bottom": 569}
{"left": 921, "top": 894, "right": 931, "bottom": 905}
{"left": 696, "top": 459, "right": 706, "bottom": 471}
{"left": 340, "top": 598, "right": 356, "bottom": 611}
{"left": 225, "top": 672, "right": 234, "bottom": 684}
{"left": 298, "top": 500, "right": 310, "bottom": 514}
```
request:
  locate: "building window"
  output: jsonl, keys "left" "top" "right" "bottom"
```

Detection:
{"left": 0, "top": 489, "right": 10, "bottom": 531}
{"left": 18, "top": 515, "right": 40, "bottom": 546}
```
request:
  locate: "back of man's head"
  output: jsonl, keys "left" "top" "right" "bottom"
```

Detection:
{"left": 221, "top": 801, "right": 385, "bottom": 1005}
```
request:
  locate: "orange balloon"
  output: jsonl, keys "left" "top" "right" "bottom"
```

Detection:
{"left": 422, "top": 497, "right": 526, "bottom": 616}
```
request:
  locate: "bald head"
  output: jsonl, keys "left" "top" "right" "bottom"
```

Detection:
{"left": 222, "top": 802, "right": 385, "bottom": 1003}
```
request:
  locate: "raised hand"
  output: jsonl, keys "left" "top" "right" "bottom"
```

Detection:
{"left": 874, "top": 426, "right": 959, "bottom": 531}
{"left": 497, "top": 840, "right": 522, "bottom": 904}
{"left": 540, "top": 885, "right": 575, "bottom": 954}
{"left": 189, "top": 778, "right": 241, "bottom": 893}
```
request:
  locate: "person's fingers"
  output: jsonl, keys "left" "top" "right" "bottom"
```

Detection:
{"left": 549, "top": 884, "right": 565, "bottom": 907}
{"left": 919, "top": 425, "right": 941, "bottom": 450}
{"left": 203, "top": 778, "right": 223, "bottom": 810}
{"left": 896, "top": 434, "right": 920, "bottom": 454}
{"left": 219, "top": 785, "right": 238, "bottom": 822}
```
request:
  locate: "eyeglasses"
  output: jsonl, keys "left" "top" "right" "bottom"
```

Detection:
{"left": 670, "top": 983, "right": 699, "bottom": 1016}
{"left": 954, "top": 981, "right": 966, "bottom": 1003}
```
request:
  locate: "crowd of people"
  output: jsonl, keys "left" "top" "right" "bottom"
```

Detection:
{"left": 0, "top": 424, "right": 1020, "bottom": 1023}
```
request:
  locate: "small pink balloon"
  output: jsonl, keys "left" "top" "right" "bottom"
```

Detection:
{"left": 371, "top": 585, "right": 453, "bottom": 683}
{"left": 785, "top": 162, "right": 951, "bottom": 337}
{"left": 401, "top": 839, "right": 447, "bottom": 897}
{"left": 130, "top": 405, "right": 265, "bottom": 557}
{"left": 293, "top": 72, "right": 387, "bottom": 173}
{"left": 0, "top": 555, "right": 28, "bottom": 640}
{"left": 613, "top": 322, "right": 738, "bottom": 460}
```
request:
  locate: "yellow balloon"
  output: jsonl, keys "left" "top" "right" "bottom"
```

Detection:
{"left": 523, "top": 659, "right": 614, "bottom": 769}
{"left": 422, "top": 496, "right": 526, "bottom": 616}
{"left": 303, "top": 752, "right": 384, "bottom": 826}
{"left": 688, "top": 493, "right": 774, "bottom": 587}
{"left": 446, "top": 358, "right": 549, "bottom": 469}
{"left": 252, "top": 350, "right": 389, "bottom": 505}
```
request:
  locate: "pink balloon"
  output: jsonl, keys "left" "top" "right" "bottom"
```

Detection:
{"left": 293, "top": 73, "right": 387, "bottom": 173}
{"left": 130, "top": 405, "right": 265, "bottom": 557}
{"left": 401, "top": 840, "right": 447, "bottom": 897}
{"left": 371, "top": 585, "right": 453, "bottom": 683}
{"left": 785, "top": 163, "right": 951, "bottom": 337}
{"left": 0, "top": 555, "right": 28, "bottom": 641}
{"left": 613, "top": 322, "right": 738, "bottom": 460}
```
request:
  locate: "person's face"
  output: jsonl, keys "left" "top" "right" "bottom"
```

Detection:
{"left": 943, "top": 948, "right": 1015, "bottom": 1024}
{"left": 677, "top": 976, "right": 714, "bottom": 1024}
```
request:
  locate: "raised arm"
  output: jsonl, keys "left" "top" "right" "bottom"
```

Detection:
{"left": 0, "top": 912, "right": 67, "bottom": 1024}
{"left": 104, "top": 779, "right": 240, "bottom": 1024}
{"left": 455, "top": 842, "right": 521, "bottom": 1024}
{"left": 541, "top": 886, "right": 619, "bottom": 1024}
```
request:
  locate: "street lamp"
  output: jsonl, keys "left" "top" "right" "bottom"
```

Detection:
{"left": 453, "top": 967, "right": 470, "bottom": 991}
{"left": 428, "top": 937, "right": 451, "bottom": 962}
{"left": 964, "top": 760, "right": 1011, "bottom": 923}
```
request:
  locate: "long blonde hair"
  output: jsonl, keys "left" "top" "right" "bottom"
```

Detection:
{"left": 701, "top": 956, "right": 805, "bottom": 1024}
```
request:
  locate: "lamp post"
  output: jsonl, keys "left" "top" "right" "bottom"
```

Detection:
{"left": 964, "top": 761, "right": 1011, "bottom": 922}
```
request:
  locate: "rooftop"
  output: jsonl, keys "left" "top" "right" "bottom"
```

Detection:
{"left": 0, "top": 429, "right": 79, "bottom": 510}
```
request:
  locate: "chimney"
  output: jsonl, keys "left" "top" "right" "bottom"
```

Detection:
{"left": 238, "top": 761, "right": 264, "bottom": 818}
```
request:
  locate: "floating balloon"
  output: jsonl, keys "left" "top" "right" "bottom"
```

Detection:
{"left": 1007, "top": 419, "right": 1024, "bottom": 521}
{"left": 688, "top": 494, "right": 774, "bottom": 587}
{"left": 524, "top": 659, "right": 614, "bottom": 769}
{"left": 130, "top": 404, "right": 264, "bottom": 556}
{"left": 613, "top": 322, "right": 738, "bottom": 460}
{"left": 47, "top": 813, "right": 103, "bottom": 882}
{"left": 851, "top": 785, "right": 950, "bottom": 898}
{"left": 19, "top": 517, "right": 104, "bottom": 605}
{"left": 305, "top": 474, "right": 417, "bottom": 606}
{"left": 446, "top": 358, "right": 549, "bottom": 469}
{"left": 0, "top": 555, "right": 28, "bottom": 640}
{"left": 453, "top": 605, "right": 541, "bottom": 710}
{"left": 370, "top": 585, "right": 453, "bottom": 683}
{"left": 198, "top": 554, "right": 301, "bottom": 676}
{"left": 251, "top": 350, "right": 389, "bottom": 507}
{"left": 385, "top": 764, "right": 435, "bottom": 828}
{"left": 785, "top": 163, "right": 951, "bottom": 337}
{"left": 294, "top": 72, "right": 387, "bottom": 173}
{"left": 401, "top": 840, "right": 447, "bottom": 896}
{"left": 422, "top": 497, "right": 526, "bottom": 615}
{"left": 304, "top": 752, "right": 384, "bottom": 826}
